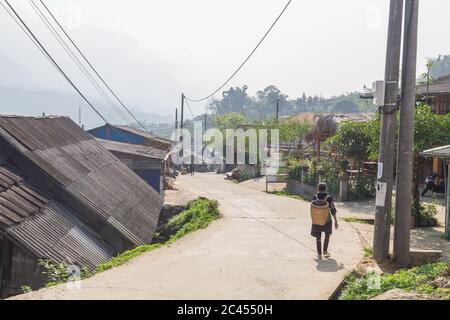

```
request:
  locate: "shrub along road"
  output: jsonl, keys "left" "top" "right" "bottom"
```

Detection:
{"left": 13, "top": 173, "right": 363, "bottom": 300}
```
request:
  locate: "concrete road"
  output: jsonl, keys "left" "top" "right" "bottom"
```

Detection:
{"left": 13, "top": 173, "right": 363, "bottom": 300}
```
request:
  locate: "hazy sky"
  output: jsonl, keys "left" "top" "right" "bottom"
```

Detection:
{"left": 1, "top": 0, "right": 450, "bottom": 118}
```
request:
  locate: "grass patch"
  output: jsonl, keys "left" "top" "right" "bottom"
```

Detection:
{"left": 339, "top": 261, "right": 450, "bottom": 300}
{"left": 266, "top": 190, "right": 305, "bottom": 201}
{"left": 39, "top": 197, "right": 220, "bottom": 287}
{"left": 343, "top": 217, "right": 373, "bottom": 225}
{"left": 96, "top": 197, "right": 220, "bottom": 272}
{"left": 363, "top": 247, "right": 373, "bottom": 258}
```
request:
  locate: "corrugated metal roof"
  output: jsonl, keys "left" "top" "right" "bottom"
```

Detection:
{"left": 96, "top": 138, "right": 166, "bottom": 160}
{"left": 0, "top": 116, "right": 163, "bottom": 251}
{"left": 114, "top": 125, "right": 174, "bottom": 144}
{"left": 417, "top": 74, "right": 450, "bottom": 96}
{"left": 421, "top": 145, "right": 450, "bottom": 159}
{"left": 0, "top": 164, "right": 112, "bottom": 270}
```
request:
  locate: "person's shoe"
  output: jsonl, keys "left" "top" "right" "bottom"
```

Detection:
{"left": 317, "top": 254, "right": 322, "bottom": 260}
{"left": 323, "top": 251, "right": 331, "bottom": 257}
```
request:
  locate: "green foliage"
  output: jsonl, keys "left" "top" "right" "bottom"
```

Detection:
{"left": 96, "top": 198, "right": 220, "bottom": 273}
{"left": 363, "top": 247, "right": 373, "bottom": 258}
{"left": 38, "top": 259, "right": 91, "bottom": 287}
{"left": 343, "top": 217, "right": 372, "bottom": 225}
{"left": 209, "top": 86, "right": 373, "bottom": 121}
{"left": 38, "top": 198, "right": 220, "bottom": 286}
{"left": 288, "top": 158, "right": 340, "bottom": 196}
{"left": 21, "top": 285, "right": 32, "bottom": 294}
{"left": 348, "top": 175, "right": 376, "bottom": 201}
{"left": 278, "top": 120, "right": 311, "bottom": 144}
{"left": 340, "top": 261, "right": 450, "bottom": 300}
{"left": 266, "top": 190, "right": 305, "bottom": 201}
{"left": 411, "top": 198, "right": 438, "bottom": 227}
{"left": 327, "top": 117, "right": 381, "bottom": 164}
{"left": 212, "top": 112, "right": 247, "bottom": 132}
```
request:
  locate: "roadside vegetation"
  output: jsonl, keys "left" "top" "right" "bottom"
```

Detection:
{"left": 339, "top": 261, "right": 450, "bottom": 300}
{"left": 343, "top": 217, "right": 373, "bottom": 225}
{"left": 37, "top": 198, "right": 220, "bottom": 288}
{"left": 266, "top": 190, "right": 304, "bottom": 201}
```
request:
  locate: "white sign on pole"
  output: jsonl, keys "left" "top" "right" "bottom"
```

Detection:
{"left": 376, "top": 182, "right": 387, "bottom": 207}
{"left": 377, "top": 162, "right": 383, "bottom": 180}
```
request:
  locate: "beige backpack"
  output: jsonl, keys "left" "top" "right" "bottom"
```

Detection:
{"left": 310, "top": 196, "right": 331, "bottom": 226}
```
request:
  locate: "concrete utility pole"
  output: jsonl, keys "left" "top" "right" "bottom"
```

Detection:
{"left": 394, "top": 0, "right": 419, "bottom": 267}
{"left": 276, "top": 99, "right": 280, "bottom": 122}
{"left": 175, "top": 108, "right": 178, "bottom": 129}
{"left": 180, "top": 93, "right": 185, "bottom": 129}
{"left": 373, "top": 0, "right": 404, "bottom": 260}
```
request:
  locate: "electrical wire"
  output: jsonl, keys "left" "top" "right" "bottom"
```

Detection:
{"left": 2, "top": 0, "right": 108, "bottom": 123}
{"left": 28, "top": 0, "right": 130, "bottom": 125}
{"left": 2, "top": 1, "right": 139, "bottom": 145}
{"left": 183, "top": 97, "right": 196, "bottom": 118}
{"left": 184, "top": 0, "right": 293, "bottom": 102}
{"left": 39, "top": 0, "right": 150, "bottom": 133}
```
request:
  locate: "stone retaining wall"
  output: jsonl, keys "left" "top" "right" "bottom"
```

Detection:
{"left": 286, "top": 179, "right": 316, "bottom": 199}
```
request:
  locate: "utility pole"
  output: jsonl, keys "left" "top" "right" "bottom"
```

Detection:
{"left": 175, "top": 108, "right": 178, "bottom": 129}
{"left": 180, "top": 93, "right": 185, "bottom": 129}
{"left": 204, "top": 113, "right": 207, "bottom": 133}
{"left": 394, "top": 0, "right": 419, "bottom": 267}
{"left": 276, "top": 99, "right": 280, "bottom": 123}
{"left": 373, "top": 0, "right": 404, "bottom": 261}
{"left": 78, "top": 106, "right": 82, "bottom": 126}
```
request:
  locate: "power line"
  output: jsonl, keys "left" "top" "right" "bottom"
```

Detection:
{"left": 184, "top": 0, "right": 293, "bottom": 103}
{"left": 28, "top": 0, "right": 130, "bottom": 125}
{"left": 39, "top": 0, "right": 150, "bottom": 133}
{"left": 2, "top": 0, "right": 108, "bottom": 123}
{"left": 183, "top": 97, "right": 196, "bottom": 119}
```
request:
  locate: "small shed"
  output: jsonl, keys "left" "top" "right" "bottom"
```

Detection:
{"left": 96, "top": 139, "right": 167, "bottom": 193}
{"left": 421, "top": 145, "right": 450, "bottom": 239}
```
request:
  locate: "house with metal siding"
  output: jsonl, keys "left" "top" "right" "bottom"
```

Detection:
{"left": 88, "top": 124, "right": 174, "bottom": 193}
{"left": 96, "top": 138, "right": 166, "bottom": 193}
{"left": 0, "top": 116, "right": 163, "bottom": 297}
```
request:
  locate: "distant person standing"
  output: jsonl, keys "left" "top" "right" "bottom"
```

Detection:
{"left": 422, "top": 170, "right": 438, "bottom": 197}
{"left": 189, "top": 163, "right": 195, "bottom": 176}
{"left": 310, "top": 182, "right": 338, "bottom": 259}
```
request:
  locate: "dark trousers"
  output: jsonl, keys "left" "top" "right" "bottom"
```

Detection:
{"left": 422, "top": 183, "right": 434, "bottom": 196}
{"left": 316, "top": 233, "right": 330, "bottom": 255}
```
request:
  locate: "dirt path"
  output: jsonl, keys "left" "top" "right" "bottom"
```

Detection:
{"left": 12, "top": 173, "right": 363, "bottom": 300}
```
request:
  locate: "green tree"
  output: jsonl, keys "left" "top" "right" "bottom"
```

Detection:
{"left": 211, "top": 112, "right": 247, "bottom": 131}
{"left": 327, "top": 121, "right": 378, "bottom": 169}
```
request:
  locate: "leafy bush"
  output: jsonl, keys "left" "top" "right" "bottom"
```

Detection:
{"left": 348, "top": 176, "right": 376, "bottom": 201}
{"left": 38, "top": 259, "right": 90, "bottom": 287}
{"left": 340, "top": 262, "right": 450, "bottom": 300}
{"left": 411, "top": 199, "right": 438, "bottom": 227}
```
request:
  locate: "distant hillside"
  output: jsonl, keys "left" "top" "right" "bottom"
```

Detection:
{"left": 0, "top": 86, "right": 173, "bottom": 129}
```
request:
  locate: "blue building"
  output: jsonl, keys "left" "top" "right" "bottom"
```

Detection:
{"left": 88, "top": 124, "right": 173, "bottom": 151}
{"left": 88, "top": 125, "right": 173, "bottom": 193}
